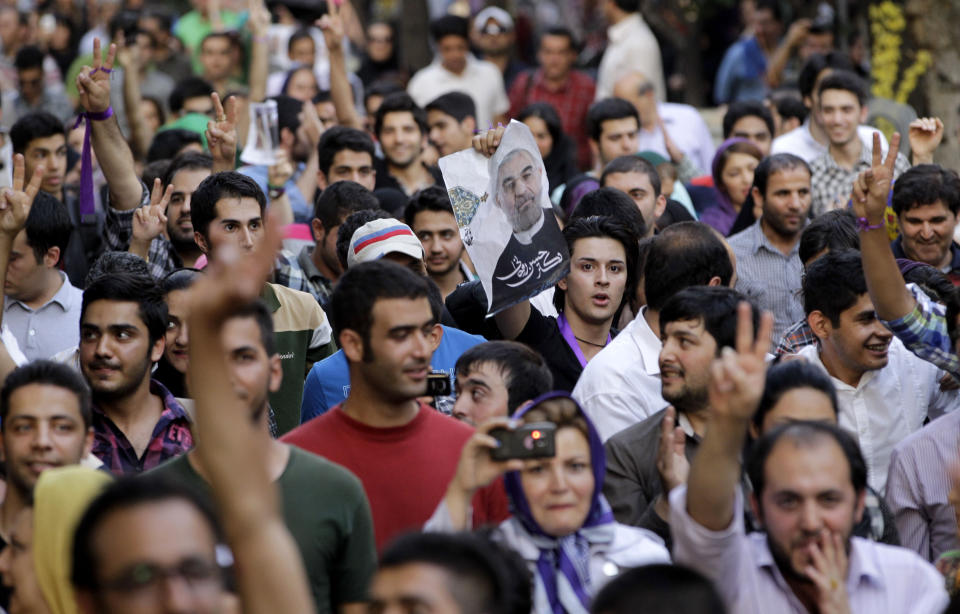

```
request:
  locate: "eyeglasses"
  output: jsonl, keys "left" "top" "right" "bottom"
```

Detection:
{"left": 99, "top": 557, "right": 224, "bottom": 598}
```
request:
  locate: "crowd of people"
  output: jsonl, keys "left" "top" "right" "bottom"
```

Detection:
{"left": 0, "top": 0, "right": 958, "bottom": 612}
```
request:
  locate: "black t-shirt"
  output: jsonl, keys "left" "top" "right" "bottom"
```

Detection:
{"left": 516, "top": 309, "right": 584, "bottom": 393}
{"left": 373, "top": 158, "right": 445, "bottom": 193}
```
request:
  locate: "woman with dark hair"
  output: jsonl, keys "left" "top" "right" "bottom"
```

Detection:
{"left": 518, "top": 102, "right": 578, "bottom": 193}
{"left": 357, "top": 21, "right": 407, "bottom": 86}
{"left": 701, "top": 138, "right": 763, "bottom": 236}
{"left": 155, "top": 268, "right": 202, "bottom": 398}
{"left": 281, "top": 65, "right": 320, "bottom": 102}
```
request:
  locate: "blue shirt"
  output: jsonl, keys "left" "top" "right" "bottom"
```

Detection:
{"left": 714, "top": 37, "right": 768, "bottom": 104}
{"left": 300, "top": 325, "right": 486, "bottom": 422}
{"left": 239, "top": 163, "right": 311, "bottom": 223}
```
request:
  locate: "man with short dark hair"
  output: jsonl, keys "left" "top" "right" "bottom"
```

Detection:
{"left": 80, "top": 272, "right": 192, "bottom": 474}
{"left": 190, "top": 171, "right": 335, "bottom": 435}
{"left": 300, "top": 216, "right": 484, "bottom": 419}
{"left": 451, "top": 340, "right": 553, "bottom": 425}
{"left": 198, "top": 32, "right": 241, "bottom": 96}
{"left": 2, "top": 191, "right": 82, "bottom": 360}
{"left": 604, "top": 287, "right": 756, "bottom": 545}
{"left": 728, "top": 153, "right": 812, "bottom": 340}
{"left": 574, "top": 222, "right": 735, "bottom": 440}
{"left": 723, "top": 100, "right": 776, "bottom": 157}
{"left": 714, "top": 0, "right": 782, "bottom": 104}
{"left": 810, "top": 71, "right": 910, "bottom": 216}
{"left": 167, "top": 76, "right": 215, "bottom": 118}
{"left": 106, "top": 151, "right": 212, "bottom": 279}
{"left": 404, "top": 186, "right": 473, "bottom": 298}
{"left": 425, "top": 91, "right": 476, "bottom": 158}
{"left": 373, "top": 93, "right": 443, "bottom": 195}
{"left": 274, "top": 180, "right": 380, "bottom": 307}
{"left": 890, "top": 164, "right": 960, "bottom": 284}
{"left": 672, "top": 305, "right": 947, "bottom": 612}
{"left": 7, "top": 45, "right": 73, "bottom": 125}
{"left": 799, "top": 250, "right": 958, "bottom": 492}
{"left": 407, "top": 15, "right": 508, "bottom": 129}
{"left": 316, "top": 126, "right": 377, "bottom": 191}
{"left": 600, "top": 155, "right": 668, "bottom": 237}
{"left": 283, "top": 261, "right": 507, "bottom": 551}
{"left": 587, "top": 98, "right": 641, "bottom": 173}
{"left": 0, "top": 360, "right": 93, "bottom": 567}
{"left": 508, "top": 27, "right": 595, "bottom": 169}
{"left": 149, "top": 299, "right": 377, "bottom": 613}
{"left": 371, "top": 531, "right": 530, "bottom": 614}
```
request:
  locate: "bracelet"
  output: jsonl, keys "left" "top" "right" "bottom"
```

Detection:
{"left": 856, "top": 217, "right": 885, "bottom": 232}
{"left": 88, "top": 107, "right": 113, "bottom": 121}
{"left": 268, "top": 186, "right": 286, "bottom": 199}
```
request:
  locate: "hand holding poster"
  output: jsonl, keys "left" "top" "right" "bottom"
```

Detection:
{"left": 439, "top": 121, "right": 569, "bottom": 315}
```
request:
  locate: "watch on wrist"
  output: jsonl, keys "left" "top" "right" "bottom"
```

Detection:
{"left": 267, "top": 185, "right": 286, "bottom": 200}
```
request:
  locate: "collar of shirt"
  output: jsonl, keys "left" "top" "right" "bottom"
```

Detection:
{"left": 432, "top": 53, "right": 481, "bottom": 79}
{"left": 746, "top": 219, "right": 802, "bottom": 258}
{"left": 820, "top": 141, "right": 873, "bottom": 173}
{"left": 630, "top": 307, "right": 662, "bottom": 376}
{"left": 607, "top": 13, "right": 643, "bottom": 43}
{"left": 93, "top": 379, "right": 190, "bottom": 425}
{"left": 799, "top": 343, "right": 880, "bottom": 391}
{"left": 260, "top": 283, "right": 282, "bottom": 313}
{"left": 296, "top": 245, "right": 332, "bottom": 285}
{"left": 5, "top": 271, "right": 76, "bottom": 313}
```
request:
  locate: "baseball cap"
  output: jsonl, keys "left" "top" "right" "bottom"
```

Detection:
{"left": 473, "top": 7, "right": 514, "bottom": 33}
{"left": 347, "top": 218, "right": 425, "bottom": 269}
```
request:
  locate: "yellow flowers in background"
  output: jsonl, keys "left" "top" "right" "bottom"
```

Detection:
{"left": 869, "top": 1, "right": 931, "bottom": 104}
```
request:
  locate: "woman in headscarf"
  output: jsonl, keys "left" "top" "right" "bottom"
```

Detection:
{"left": 700, "top": 138, "right": 764, "bottom": 236}
{"left": 428, "top": 392, "right": 669, "bottom": 613}
{"left": 0, "top": 466, "right": 111, "bottom": 614}
{"left": 517, "top": 103, "right": 578, "bottom": 195}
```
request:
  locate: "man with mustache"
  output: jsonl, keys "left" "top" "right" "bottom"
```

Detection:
{"left": 80, "top": 270, "right": 192, "bottom": 475}
{"left": 489, "top": 147, "right": 566, "bottom": 314}
{"left": 796, "top": 249, "right": 959, "bottom": 492}
{"left": 672, "top": 302, "right": 946, "bottom": 613}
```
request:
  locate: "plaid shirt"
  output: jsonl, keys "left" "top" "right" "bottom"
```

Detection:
{"left": 775, "top": 318, "right": 818, "bottom": 355}
{"left": 882, "top": 283, "right": 960, "bottom": 377}
{"left": 92, "top": 379, "right": 193, "bottom": 475}
{"left": 104, "top": 185, "right": 182, "bottom": 280}
{"left": 810, "top": 145, "right": 910, "bottom": 217}
{"left": 273, "top": 245, "right": 333, "bottom": 310}
{"left": 508, "top": 69, "right": 596, "bottom": 170}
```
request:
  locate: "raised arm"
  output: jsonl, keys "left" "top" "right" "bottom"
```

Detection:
{"left": 851, "top": 132, "right": 915, "bottom": 321}
{"left": 908, "top": 117, "right": 944, "bottom": 166}
{"left": 186, "top": 213, "right": 314, "bottom": 614}
{"left": 76, "top": 38, "right": 143, "bottom": 211}
{"left": 129, "top": 179, "right": 173, "bottom": 260}
{"left": 765, "top": 19, "right": 809, "bottom": 88}
{"left": 685, "top": 302, "right": 772, "bottom": 531}
{"left": 247, "top": 0, "right": 270, "bottom": 103}
{"left": 117, "top": 39, "right": 150, "bottom": 160}
{"left": 318, "top": 2, "right": 363, "bottom": 130}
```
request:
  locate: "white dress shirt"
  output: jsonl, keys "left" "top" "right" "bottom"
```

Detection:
{"left": 573, "top": 309, "right": 668, "bottom": 442}
{"left": 797, "top": 339, "right": 959, "bottom": 492}
{"left": 637, "top": 103, "right": 716, "bottom": 173}
{"left": 771, "top": 120, "right": 889, "bottom": 164}
{"left": 596, "top": 13, "right": 665, "bottom": 102}
{"left": 407, "top": 55, "right": 509, "bottom": 129}
{"left": 885, "top": 408, "right": 960, "bottom": 562}
{"left": 670, "top": 486, "right": 949, "bottom": 614}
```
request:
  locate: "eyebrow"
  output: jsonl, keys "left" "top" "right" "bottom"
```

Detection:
{"left": 502, "top": 165, "right": 534, "bottom": 187}
{"left": 463, "top": 377, "right": 491, "bottom": 389}
{"left": 220, "top": 217, "right": 262, "bottom": 225}
{"left": 81, "top": 323, "right": 140, "bottom": 334}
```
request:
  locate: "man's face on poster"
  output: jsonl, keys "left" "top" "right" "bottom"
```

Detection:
{"left": 495, "top": 149, "right": 544, "bottom": 233}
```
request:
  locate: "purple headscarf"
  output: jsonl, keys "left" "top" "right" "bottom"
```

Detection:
{"left": 702, "top": 137, "right": 761, "bottom": 235}
{"left": 503, "top": 391, "right": 615, "bottom": 614}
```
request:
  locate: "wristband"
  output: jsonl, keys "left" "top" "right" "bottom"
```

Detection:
{"left": 268, "top": 186, "right": 286, "bottom": 199}
{"left": 87, "top": 107, "right": 113, "bottom": 121}
{"left": 856, "top": 217, "right": 885, "bottom": 232}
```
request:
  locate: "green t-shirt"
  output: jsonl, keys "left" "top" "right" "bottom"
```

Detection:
{"left": 147, "top": 446, "right": 376, "bottom": 612}
{"left": 173, "top": 9, "right": 244, "bottom": 75}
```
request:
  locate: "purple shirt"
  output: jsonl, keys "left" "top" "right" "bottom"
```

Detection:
{"left": 92, "top": 379, "right": 193, "bottom": 475}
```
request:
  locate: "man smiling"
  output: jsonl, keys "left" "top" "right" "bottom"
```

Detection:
{"left": 797, "top": 250, "right": 959, "bottom": 492}
{"left": 889, "top": 164, "right": 960, "bottom": 285}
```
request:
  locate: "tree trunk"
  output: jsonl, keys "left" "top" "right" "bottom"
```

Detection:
{"left": 903, "top": 0, "right": 960, "bottom": 169}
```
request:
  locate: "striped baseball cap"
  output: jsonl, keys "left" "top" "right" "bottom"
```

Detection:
{"left": 347, "top": 218, "right": 425, "bottom": 269}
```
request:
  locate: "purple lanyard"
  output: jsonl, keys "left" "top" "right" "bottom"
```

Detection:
{"left": 557, "top": 313, "right": 610, "bottom": 369}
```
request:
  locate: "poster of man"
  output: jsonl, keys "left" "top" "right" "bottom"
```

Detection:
{"left": 440, "top": 121, "right": 568, "bottom": 315}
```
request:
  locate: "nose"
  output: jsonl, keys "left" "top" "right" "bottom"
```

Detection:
{"left": 182, "top": 194, "right": 192, "bottom": 215}
{"left": 597, "top": 266, "right": 610, "bottom": 286}
{"left": 33, "top": 422, "right": 53, "bottom": 450}
{"left": 239, "top": 226, "right": 255, "bottom": 250}
{"left": 920, "top": 222, "right": 935, "bottom": 239}
{"left": 412, "top": 330, "right": 431, "bottom": 359}
{"left": 94, "top": 335, "right": 113, "bottom": 359}
{"left": 799, "top": 500, "right": 822, "bottom": 533}
{"left": 175, "top": 320, "right": 190, "bottom": 348}
{"left": 159, "top": 575, "right": 197, "bottom": 614}
{"left": 547, "top": 462, "right": 568, "bottom": 492}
